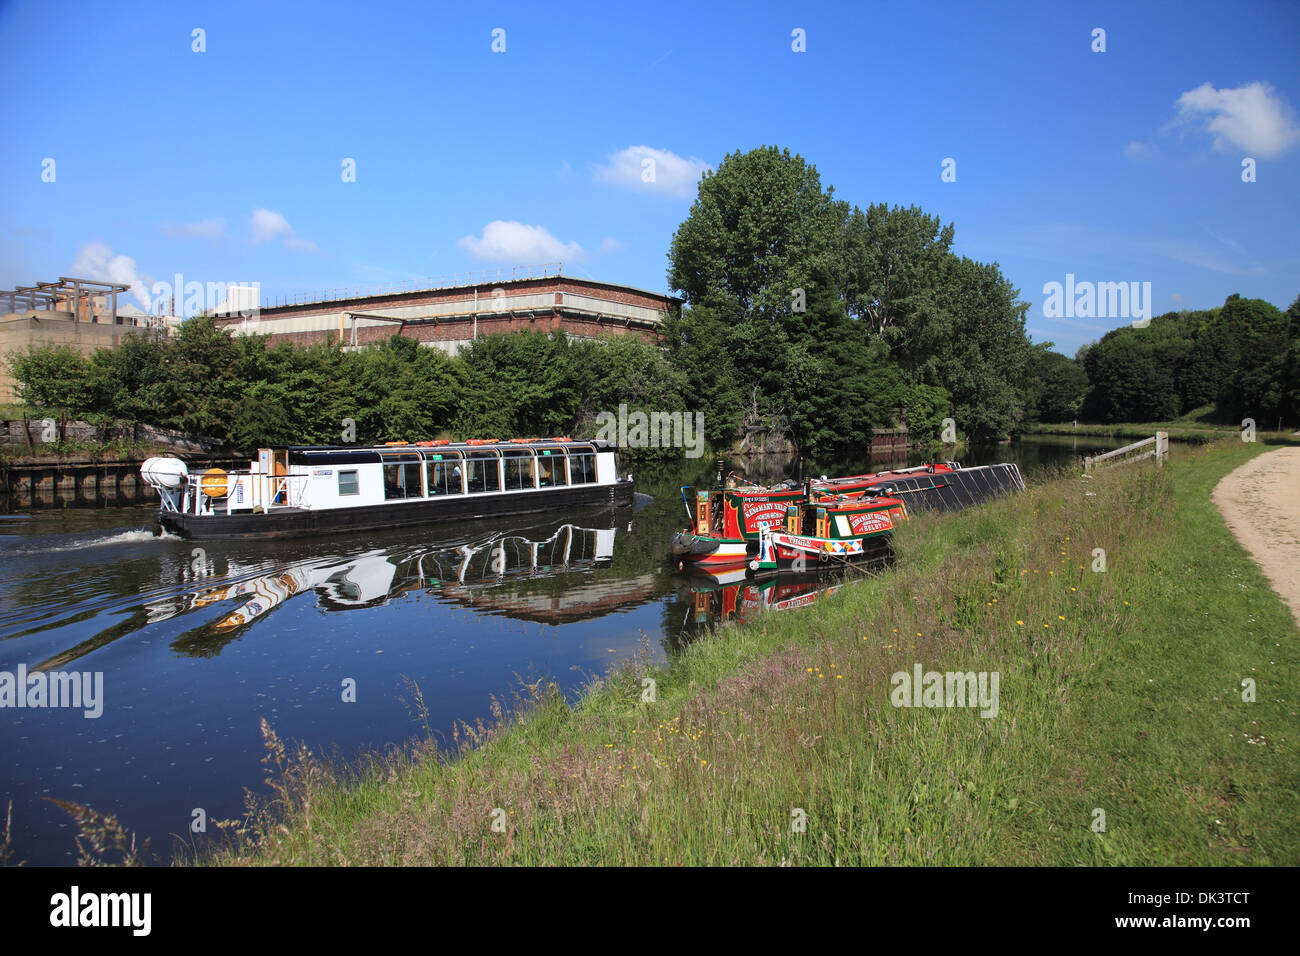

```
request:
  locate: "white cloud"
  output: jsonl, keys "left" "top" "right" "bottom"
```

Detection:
{"left": 162, "top": 217, "right": 227, "bottom": 240}
{"left": 250, "top": 208, "right": 294, "bottom": 244}
{"left": 71, "top": 241, "right": 153, "bottom": 311}
{"left": 592, "top": 145, "right": 711, "bottom": 198}
{"left": 598, "top": 236, "right": 626, "bottom": 254}
{"left": 1174, "top": 81, "right": 1300, "bottom": 158}
{"left": 283, "top": 236, "right": 320, "bottom": 253}
{"left": 250, "top": 208, "right": 318, "bottom": 251}
{"left": 1123, "top": 141, "right": 1155, "bottom": 160}
{"left": 457, "top": 221, "right": 584, "bottom": 262}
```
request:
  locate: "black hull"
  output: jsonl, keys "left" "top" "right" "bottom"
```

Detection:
{"left": 157, "top": 479, "right": 635, "bottom": 540}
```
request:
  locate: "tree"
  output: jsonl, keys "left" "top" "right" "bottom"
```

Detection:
{"left": 1024, "top": 344, "right": 1089, "bottom": 423}
{"left": 668, "top": 145, "right": 842, "bottom": 322}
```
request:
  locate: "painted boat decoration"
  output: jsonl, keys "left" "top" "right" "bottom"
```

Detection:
{"left": 141, "top": 439, "right": 634, "bottom": 539}
{"left": 750, "top": 491, "right": 907, "bottom": 572}
{"left": 670, "top": 463, "right": 958, "bottom": 568}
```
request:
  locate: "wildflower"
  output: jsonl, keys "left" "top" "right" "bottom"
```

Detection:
{"left": 1017, "top": 620, "right": 1024, "bottom": 626}
{"left": 1057, "top": 615, "right": 1065, "bottom": 621}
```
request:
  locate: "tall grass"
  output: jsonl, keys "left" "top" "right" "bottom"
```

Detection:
{"left": 196, "top": 442, "right": 1298, "bottom": 866}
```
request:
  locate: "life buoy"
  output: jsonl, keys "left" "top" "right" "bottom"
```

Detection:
{"left": 384, "top": 441, "right": 409, "bottom": 446}
{"left": 466, "top": 439, "right": 498, "bottom": 446}
{"left": 432, "top": 439, "right": 451, "bottom": 446}
{"left": 200, "top": 468, "right": 228, "bottom": 497}
{"left": 550, "top": 436, "right": 570, "bottom": 442}
{"left": 415, "top": 441, "right": 436, "bottom": 447}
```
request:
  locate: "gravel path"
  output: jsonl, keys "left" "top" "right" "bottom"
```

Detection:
{"left": 1212, "top": 446, "right": 1300, "bottom": 628}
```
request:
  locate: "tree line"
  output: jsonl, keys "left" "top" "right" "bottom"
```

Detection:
{"left": 1024, "top": 293, "right": 1300, "bottom": 426}
{"left": 8, "top": 319, "right": 689, "bottom": 457}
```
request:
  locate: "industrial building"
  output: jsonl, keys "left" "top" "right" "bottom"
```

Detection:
{"left": 0, "top": 277, "right": 173, "bottom": 403}
{"left": 211, "top": 263, "right": 678, "bottom": 354}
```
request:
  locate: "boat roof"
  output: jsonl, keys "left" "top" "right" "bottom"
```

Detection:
{"left": 286, "top": 438, "right": 616, "bottom": 453}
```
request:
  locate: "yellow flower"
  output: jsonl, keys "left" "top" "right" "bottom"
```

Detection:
{"left": 1017, "top": 620, "right": 1024, "bottom": 626}
{"left": 1058, "top": 615, "right": 1065, "bottom": 620}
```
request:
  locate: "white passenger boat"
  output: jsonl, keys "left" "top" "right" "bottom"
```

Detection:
{"left": 140, "top": 438, "right": 634, "bottom": 539}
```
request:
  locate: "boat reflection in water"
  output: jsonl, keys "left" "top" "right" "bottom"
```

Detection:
{"left": 670, "top": 537, "right": 894, "bottom": 647}
{"left": 143, "top": 520, "right": 658, "bottom": 652}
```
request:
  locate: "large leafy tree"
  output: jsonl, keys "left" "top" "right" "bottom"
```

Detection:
{"left": 668, "top": 145, "right": 843, "bottom": 322}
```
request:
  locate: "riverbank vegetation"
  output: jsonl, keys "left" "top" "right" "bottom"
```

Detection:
{"left": 180, "top": 440, "right": 1296, "bottom": 866}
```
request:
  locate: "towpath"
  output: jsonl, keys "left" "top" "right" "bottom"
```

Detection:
{"left": 1212, "top": 445, "right": 1300, "bottom": 628}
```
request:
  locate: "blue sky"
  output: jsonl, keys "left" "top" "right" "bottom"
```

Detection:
{"left": 2, "top": 0, "right": 1298, "bottom": 354}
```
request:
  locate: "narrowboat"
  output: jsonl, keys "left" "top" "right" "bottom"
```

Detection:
{"left": 669, "top": 463, "right": 959, "bottom": 569}
{"left": 749, "top": 490, "right": 908, "bottom": 572}
{"left": 141, "top": 438, "right": 634, "bottom": 539}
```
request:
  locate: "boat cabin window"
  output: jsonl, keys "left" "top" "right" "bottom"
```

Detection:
{"left": 425, "top": 453, "right": 464, "bottom": 496}
{"left": 569, "top": 450, "right": 597, "bottom": 484}
{"left": 537, "top": 448, "right": 567, "bottom": 487}
{"left": 502, "top": 450, "right": 535, "bottom": 491}
{"left": 338, "top": 470, "right": 360, "bottom": 496}
{"left": 383, "top": 457, "right": 424, "bottom": 500}
{"left": 465, "top": 451, "right": 501, "bottom": 494}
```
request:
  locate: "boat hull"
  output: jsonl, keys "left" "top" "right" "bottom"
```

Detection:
{"left": 751, "top": 526, "right": 894, "bottom": 572}
{"left": 157, "top": 478, "right": 635, "bottom": 540}
{"left": 669, "top": 531, "right": 752, "bottom": 568}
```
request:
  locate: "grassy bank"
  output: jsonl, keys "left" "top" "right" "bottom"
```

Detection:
{"left": 199, "top": 441, "right": 1299, "bottom": 865}
{"left": 1026, "top": 421, "right": 1300, "bottom": 446}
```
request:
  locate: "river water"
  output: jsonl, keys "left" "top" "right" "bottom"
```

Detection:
{"left": 0, "top": 435, "right": 1123, "bottom": 864}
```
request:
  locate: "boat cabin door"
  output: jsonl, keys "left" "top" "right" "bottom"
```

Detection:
{"left": 254, "top": 448, "right": 289, "bottom": 508}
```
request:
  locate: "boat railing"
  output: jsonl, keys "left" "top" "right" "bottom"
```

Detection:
{"left": 179, "top": 470, "right": 312, "bottom": 515}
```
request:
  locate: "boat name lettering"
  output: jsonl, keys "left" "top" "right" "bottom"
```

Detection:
{"left": 849, "top": 512, "right": 893, "bottom": 534}
{"left": 741, "top": 502, "right": 788, "bottom": 523}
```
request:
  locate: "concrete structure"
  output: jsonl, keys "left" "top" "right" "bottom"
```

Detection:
{"left": 0, "top": 276, "right": 176, "bottom": 403}
{"left": 212, "top": 264, "right": 678, "bottom": 355}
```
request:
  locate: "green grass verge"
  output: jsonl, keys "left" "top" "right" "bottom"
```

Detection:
{"left": 195, "top": 441, "right": 1298, "bottom": 866}
{"left": 1026, "top": 422, "right": 1300, "bottom": 445}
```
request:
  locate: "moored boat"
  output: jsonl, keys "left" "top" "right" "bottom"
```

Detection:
{"left": 749, "top": 490, "right": 907, "bottom": 572}
{"left": 142, "top": 439, "right": 634, "bottom": 539}
{"left": 669, "top": 463, "right": 958, "bottom": 569}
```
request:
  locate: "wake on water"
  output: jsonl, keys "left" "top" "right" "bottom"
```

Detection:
{"left": 13, "top": 528, "right": 181, "bottom": 554}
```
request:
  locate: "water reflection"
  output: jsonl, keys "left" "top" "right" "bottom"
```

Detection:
{"left": 137, "top": 521, "right": 661, "bottom": 656}
{"left": 667, "top": 537, "right": 894, "bottom": 650}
